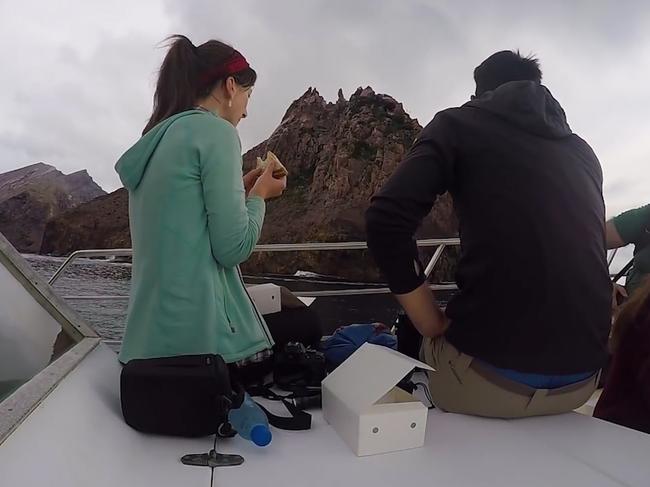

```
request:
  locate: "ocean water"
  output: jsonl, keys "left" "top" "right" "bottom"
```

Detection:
{"left": 25, "top": 244, "right": 627, "bottom": 344}
{"left": 26, "top": 254, "right": 132, "bottom": 341}
{"left": 24, "top": 254, "right": 437, "bottom": 342}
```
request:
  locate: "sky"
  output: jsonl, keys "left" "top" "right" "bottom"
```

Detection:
{"left": 0, "top": 0, "right": 648, "bottom": 222}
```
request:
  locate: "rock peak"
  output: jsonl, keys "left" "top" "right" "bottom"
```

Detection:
{"left": 352, "top": 86, "right": 376, "bottom": 98}
{"left": 0, "top": 163, "right": 106, "bottom": 253}
{"left": 295, "top": 87, "right": 325, "bottom": 102}
{"left": 281, "top": 87, "right": 327, "bottom": 122}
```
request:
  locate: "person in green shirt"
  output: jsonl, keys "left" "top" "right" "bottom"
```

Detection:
{"left": 606, "top": 203, "right": 650, "bottom": 300}
{"left": 115, "top": 35, "right": 298, "bottom": 366}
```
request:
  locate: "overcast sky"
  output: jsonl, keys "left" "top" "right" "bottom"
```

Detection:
{"left": 0, "top": 0, "right": 648, "bottom": 218}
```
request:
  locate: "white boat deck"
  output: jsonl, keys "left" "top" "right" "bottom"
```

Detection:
{"left": 1, "top": 343, "right": 649, "bottom": 487}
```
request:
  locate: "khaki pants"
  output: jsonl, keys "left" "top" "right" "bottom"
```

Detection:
{"left": 420, "top": 336, "right": 599, "bottom": 418}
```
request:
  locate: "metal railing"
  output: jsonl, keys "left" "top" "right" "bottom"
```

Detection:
{"left": 48, "top": 248, "right": 133, "bottom": 286}
{"left": 46, "top": 242, "right": 623, "bottom": 356}
{"left": 49, "top": 238, "right": 461, "bottom": 300}
{"left": 607, "top": 248, "right": 618, "bottom": 267}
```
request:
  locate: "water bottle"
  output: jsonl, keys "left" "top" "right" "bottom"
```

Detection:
{"left": 228, "top": 393, "right": 272, "bottom": 447}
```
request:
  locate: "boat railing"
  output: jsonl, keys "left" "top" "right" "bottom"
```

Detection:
{"left": 47, "top": 241, "right": 623, "bottom": 353}
{"left": 48, "top": 238, "right": 462, "bottom": 300}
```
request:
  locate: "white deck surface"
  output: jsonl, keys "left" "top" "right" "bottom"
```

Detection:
{"left": 0, "top": 343, "right": 213, "bottom": 487}
{"left": 1, "top": 343, "right": 649, "bottom": 487}
{"left": 219, "top": 402, "right": 650, "bottom": 487}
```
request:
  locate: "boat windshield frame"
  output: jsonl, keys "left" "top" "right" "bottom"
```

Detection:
{"left": 0, "top": 234, "right": 99, "bottom": 445}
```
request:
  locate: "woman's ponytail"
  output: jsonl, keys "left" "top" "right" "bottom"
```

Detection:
{"left": 143, "top": 35, "right": 200, "bottom": 134}
{"left": 143, "top": 35, "right": 257, "bottom": 134}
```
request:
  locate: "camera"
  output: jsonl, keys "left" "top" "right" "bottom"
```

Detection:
{"left": 273, "top": 342, "right": 326, "bottom": 391}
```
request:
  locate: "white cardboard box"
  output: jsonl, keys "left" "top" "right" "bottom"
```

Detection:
{"left": 246, "top": 283, "right": 281, "bottom": 315}
{"left": 322, "top": 342, "right": 434, "bottom": 456}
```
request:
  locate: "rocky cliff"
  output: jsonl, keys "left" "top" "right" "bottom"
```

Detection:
{"left": 39, "top": 88, "right": 457, "bottom": 280}
{"left": 0, "top": 163, "right": 105, "bottom": 253}
{"left": 40, "top": 188, "right": 130, "bottom": 255}
{"left": 239, "top": 87, "right": 456, "bottom": 280}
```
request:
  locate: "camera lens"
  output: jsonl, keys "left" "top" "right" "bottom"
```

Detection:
{"left": 291, "top": 393, "right": 322, "bottom": 410}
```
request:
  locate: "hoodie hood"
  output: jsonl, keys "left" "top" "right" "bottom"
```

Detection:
{"left": 465, "top": 81, "right": 572, "bottom": 139}
{"left": 115, "top": 110, "right": 201, "bottom": 191}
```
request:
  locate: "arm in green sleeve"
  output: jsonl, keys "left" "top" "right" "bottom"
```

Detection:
{"left": 198, "top": 118, "right": 266, "bottom": 268}
{"left": 611, "top": 204, "right": 650, "bottom": 245}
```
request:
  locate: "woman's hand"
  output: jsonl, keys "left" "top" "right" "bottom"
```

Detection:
{"left": 249, "top": 159, "right": 287, "bottom": 200}
{"left": 243, "top": 167, "right": 263, "bottom": 197}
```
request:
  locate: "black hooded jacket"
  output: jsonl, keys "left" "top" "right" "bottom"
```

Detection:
{"left": 366, "top": 81, "right": 611, "bottom": 374}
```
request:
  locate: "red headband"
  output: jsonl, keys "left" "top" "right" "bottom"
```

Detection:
{"left": 199, "top": 51, "right": 250, "bottom": 87}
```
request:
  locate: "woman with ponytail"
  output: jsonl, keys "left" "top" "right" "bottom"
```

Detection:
{"left": 115, "top": 36, "right": 304, "bottom": 369}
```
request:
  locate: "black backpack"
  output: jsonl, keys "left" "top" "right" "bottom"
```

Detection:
{"left": 120, "top": 354, "right": 234, "bottom": 437}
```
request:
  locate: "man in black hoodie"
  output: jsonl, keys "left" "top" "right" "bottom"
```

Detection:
{"left": 366, "top": 51, "right": 611, "bottom": 418}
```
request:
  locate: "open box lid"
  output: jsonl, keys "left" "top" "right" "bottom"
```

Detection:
{"left": 322, "top": 343, "right": 434, "bottom": 413}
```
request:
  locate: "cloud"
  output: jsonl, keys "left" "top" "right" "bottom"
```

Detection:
{"left": 0, "top": 0, "right": 648, "bottom": 218}
{"left": 0, "top": 0, "right": 171, "bottom": 191}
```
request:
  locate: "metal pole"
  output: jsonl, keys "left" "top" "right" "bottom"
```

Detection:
{"left": 607, "top": 248, "right": 618, "bottom": 267}
{"left": 424, "top": 244, "right": 446, "bottom": 278}
{"left": 48, "top": 249, "right": 133, "bottom": 285}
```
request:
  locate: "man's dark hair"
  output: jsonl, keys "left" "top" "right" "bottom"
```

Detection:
{"left": 473, "top": 50, "right": 542, "bottom": 96}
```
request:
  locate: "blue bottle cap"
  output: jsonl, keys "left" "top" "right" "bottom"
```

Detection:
{"left": 250, "top": 424, "right": 272, "bottom": 447}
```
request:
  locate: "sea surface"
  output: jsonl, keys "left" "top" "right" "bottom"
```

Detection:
{"left": 25, "top": 254, "right": 450, "bottom": 344}
{"left": 25, "top": 246, "right": 629, "bottom": 346}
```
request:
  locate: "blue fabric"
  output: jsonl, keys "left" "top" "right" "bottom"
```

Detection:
{"left": 322, "top": 324, "right": 397, "bottom": 369}
{"left": 479, "top": 361, "right": 596, "bottom": 389}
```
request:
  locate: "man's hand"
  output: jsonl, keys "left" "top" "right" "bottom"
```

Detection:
{"left": 394, "top": 283, "right": 448, "bottom": 338}
{"left": 612, "top": 283, "right": 628, "bottom": 315}
{"left": 243, "top": 167, "right": 263, "bottom": 197}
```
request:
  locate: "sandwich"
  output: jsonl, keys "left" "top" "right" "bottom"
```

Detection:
{"left": 256, "top": 151, "right": 288, "bottom": 178}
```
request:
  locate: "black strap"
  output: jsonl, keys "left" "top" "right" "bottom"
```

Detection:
{"left": 612, "top": 258, "right": 634, "bottom": 283}
{"left": 247, "top": 385, "right": 312, "bottom": 431}
{"left": 255, "top": 399, "right": 312, "bottom": 431}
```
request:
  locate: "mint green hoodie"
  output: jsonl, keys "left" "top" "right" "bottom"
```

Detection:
{"left": 115, "top": 110, "right": 273, "bottom": 363}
